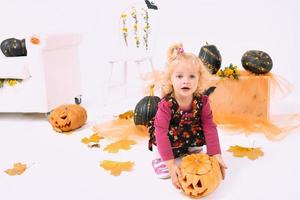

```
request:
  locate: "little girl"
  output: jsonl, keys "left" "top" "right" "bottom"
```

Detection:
{"left": 148, "top": 43, "right": 227, "bottom": 189}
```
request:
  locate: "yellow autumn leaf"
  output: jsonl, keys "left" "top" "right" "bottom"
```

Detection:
{"left": 5, "top": 162, "right": 27, "bottom": 176}
{"left": 117, "top": 110, "right": 134, "bottom": 120}
{"left": 227, "top": 145, "right": 264, "bottom": 160}
{"left": 100, "top": 160, "right": 134, "bottom": 176}
{"left": 81, "top": 137, "right": 90, "bottom": 144}
{"left": 89, "top": 133, "right": 103, "bottom": 143}
{"left": 104, "top": 139, "right": 136, "bottom": 153}
{"left": 81, "top": 133, "right": 103, "bottom": 144}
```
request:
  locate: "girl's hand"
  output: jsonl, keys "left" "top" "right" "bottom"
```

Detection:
{"left": 165, "top": 159, "right": 182, "bottom": 189}
{"left": 213, "top": 154, "right": 227, "bottom": 179}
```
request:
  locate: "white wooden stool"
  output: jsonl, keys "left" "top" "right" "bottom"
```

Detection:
{"left": 105, "top": 56, "right": 154, "bottom": 102}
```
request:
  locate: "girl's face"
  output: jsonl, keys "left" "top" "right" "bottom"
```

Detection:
{"left": 170, "top": 61, "right": 199, "bottom": 98}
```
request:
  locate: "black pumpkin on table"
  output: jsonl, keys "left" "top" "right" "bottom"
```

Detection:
{"left": 241, "top": 50, "right": 273, "bottom": 74}
{"left": 198, "top": 43, "right": 222, "bottom": 74}
{"left": 1, "top": 38, "right": 27, "bottom": 57}
{"left": 134, "top": 85, "right": 161, "bottom": 126}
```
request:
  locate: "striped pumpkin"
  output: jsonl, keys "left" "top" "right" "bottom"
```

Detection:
{"left": 198, "top": 43, "right": 222, "bottom": 74}
{"left": 1, "top": 38, "right": 27, "bottom": 57}
{"left": 134, "top": 85, "right": 160, "bottom": 126}
{"left": 241, "top": 50, "right": 273, "bottom": 74}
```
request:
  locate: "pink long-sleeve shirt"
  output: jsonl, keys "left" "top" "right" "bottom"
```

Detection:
{"left": 154, "top": 95, "right": 221, "bottom": 161}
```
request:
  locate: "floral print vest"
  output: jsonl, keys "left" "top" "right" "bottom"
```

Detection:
{"left": 148, "top": 94, "right": 206, "bottom": 158}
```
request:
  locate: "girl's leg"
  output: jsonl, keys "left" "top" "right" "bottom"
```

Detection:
{"left": 151, "top": 145, "right": 170, "bottom": 179}
{"left": 188, "top": 146, "right": 203, "bottom": 154}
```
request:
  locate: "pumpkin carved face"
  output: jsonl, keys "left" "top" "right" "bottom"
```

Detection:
{"left": 49, "top": 104, "right": 87, "bottom": 132}
{"left": 179, "top": 154, "right": 222, "bottom": 198}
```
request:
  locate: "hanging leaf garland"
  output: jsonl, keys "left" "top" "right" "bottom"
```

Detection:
{"left": 121, "top": 13, "right": 128, "bottom": 46}
{"left": 131, "top": 6, "right": 140, "bottom": 48}
{"left": 120, "top": 6, "right": 151, "bottom": 50}
{"left": 142, "top": 8, "right": 150, "bottom": 50}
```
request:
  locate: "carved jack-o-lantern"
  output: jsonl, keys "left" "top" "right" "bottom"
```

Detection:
{"left": 179, "top": 154, "right": 222, "bottom": 198}
{"left": 49, "top": 104, "right": 87, "bottom": 132}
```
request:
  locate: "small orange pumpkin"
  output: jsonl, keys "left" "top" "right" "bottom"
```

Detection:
{"left": 179, "top": 153, "right": 222, "bottom": 198}
{"left": 30, "top": 36, "right": 40, "bottom": 45}
{"left": 49, "top": 104, "right": 87, "bottom": 132}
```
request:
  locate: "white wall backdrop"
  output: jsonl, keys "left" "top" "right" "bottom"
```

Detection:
{"left": 1, "top": 0, "right": 299, "bottom": 113}
{"left": 1, "top": 1, "right": 300, "bottom": 200}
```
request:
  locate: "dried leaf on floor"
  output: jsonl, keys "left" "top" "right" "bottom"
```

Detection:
{"left": 88, "top": 143, "right": 100, "bottom": 148}
{"left": 227, "top": 145, "right": 264, "bottom": 160}
{"left": 81, "top": 133, "right": 104, "bottom": 145}
{"left": 104, "top": 139, "right": 136, "bottom": 153}
{"left": 5, "top": 162, "right": 27, "bottom": 176}
{"left": 100, "top": 160, "right": 134, "bottom": 176}
{"left": 117, "top": 110, "right": 134, "bottom": 120}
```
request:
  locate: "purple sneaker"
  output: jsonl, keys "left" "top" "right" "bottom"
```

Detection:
{"left": 152, "top": 158, "right": 170, "bottom": 179}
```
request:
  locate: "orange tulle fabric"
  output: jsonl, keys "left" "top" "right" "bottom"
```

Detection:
{"left": 210, "top": 70, "right": 299, "bottom": 140}
{"left": 239, "top": 70, "right": 293, "bottom": 100}
{"left": 213, "top": 113, "right": 300, "bottom": 140}
{"left": 92, "top": 119, "right": 149, "bottom": 141}
{"left": 92, "top": 70, "right": 298, "bottom": 141}
{"left": 141, "top": 69, "right": 300, "bottom": 140}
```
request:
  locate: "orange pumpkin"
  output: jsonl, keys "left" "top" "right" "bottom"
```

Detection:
{"left": 49, "top": 104, "right": 87, "bottom": 132}
{"left": 30, "top": 36, "right": 40, "bottom": 45}
{"left": 179, "top": 153, "right": 222, "bottom": 198}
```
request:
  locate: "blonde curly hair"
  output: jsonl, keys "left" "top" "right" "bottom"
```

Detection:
{"left": 162, "top": 43, "right": 212, "bottom": 96}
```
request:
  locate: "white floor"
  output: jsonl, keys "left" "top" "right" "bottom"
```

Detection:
{"left": 1, "top": 90, "right": 300, "bottom": 200}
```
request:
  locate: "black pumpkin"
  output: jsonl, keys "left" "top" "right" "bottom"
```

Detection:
{"left": 134, "top": 85, "right": 161, "bottom": 126}
{"left": 241, "top": 50, "right": 273, "bottom": 74}
{"left": 1, "top": 38, "right": 27, "bottom": 57}
{"left": 198, "top": 43, "right": 222, "bottom": 74}
{"left": 134, "top": 95, "right": 160, "bottom": 126}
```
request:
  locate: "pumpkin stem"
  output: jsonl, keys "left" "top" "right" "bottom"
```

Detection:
{"left": 149, "top": 84, "right": 155, "bottom": 96}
